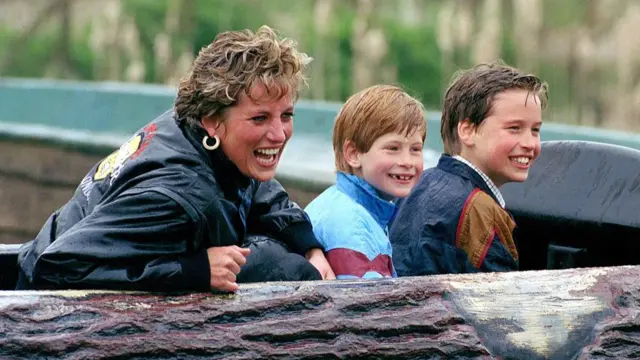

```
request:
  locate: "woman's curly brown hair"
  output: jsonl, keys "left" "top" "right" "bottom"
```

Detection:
{"left": 175, "top": 25, "right": 312, "bottom": 128}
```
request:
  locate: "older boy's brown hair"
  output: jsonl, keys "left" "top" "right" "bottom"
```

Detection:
{"left": 333, "top": 85, "right": 426, "bottom": 173}
{"left": 440, "top": 61, "right": 548, "bottom": 155}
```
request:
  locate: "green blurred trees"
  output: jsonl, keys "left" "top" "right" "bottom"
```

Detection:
{"left": 1, "top": 0, "right": 639, "bottom": 131}
{"left": 0, "top": 0, "right": 445, "bottom": 108}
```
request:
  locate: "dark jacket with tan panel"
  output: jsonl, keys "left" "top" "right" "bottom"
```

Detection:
{"left": 16, "top": 110, "right": 321, "bottom": 291}
{"left": 390, "top": 155, "right": 518, "bottom": 276}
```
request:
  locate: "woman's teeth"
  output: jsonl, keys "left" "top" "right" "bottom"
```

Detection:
{"left": 254, "top": 148, "right": 279, "bottom": 165}
{"left": 255, "top": 148, "right": 279, "bottom": 156}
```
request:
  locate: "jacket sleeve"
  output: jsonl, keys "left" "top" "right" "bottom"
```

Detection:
{"left": 478, "top": 233, "right": 519, "bottom": 272}
{"left": 454, "top": 191, "right": 519, "bottom": 272}
{"left": 395, "top": 223, "right": 479, "bottom": 276}
{"left": 26, "top": 189, "right": 211, "bottom": 291}
{"left": 247, "top": 180, "right": 322, "bottom": 255}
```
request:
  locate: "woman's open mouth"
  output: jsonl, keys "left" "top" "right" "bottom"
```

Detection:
{"left": 254, "top": 148, "right": 280, "bottom": 167}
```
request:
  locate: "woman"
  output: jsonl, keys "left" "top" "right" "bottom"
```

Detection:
{"left": 16, "top": 26, "right": 335, "bottom": 292}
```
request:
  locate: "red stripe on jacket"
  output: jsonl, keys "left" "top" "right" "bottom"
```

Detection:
{"left": 325, "top": 248, "right": 393, "bottom": 278}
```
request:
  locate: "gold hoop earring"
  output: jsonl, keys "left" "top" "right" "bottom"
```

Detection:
{"left": 202, "top": 135, "right": 220, "bottom": 151}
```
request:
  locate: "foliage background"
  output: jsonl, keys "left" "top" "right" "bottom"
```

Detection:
{"left": 1, "top": 0, "right": 639, "bottom": 131}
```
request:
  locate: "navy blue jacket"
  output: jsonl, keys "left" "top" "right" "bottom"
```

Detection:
{"left": 16, "top": 110, "right": 321, "bottom": 291}
{"left": 390, "top": 155, "right": 519, "bottom": 276}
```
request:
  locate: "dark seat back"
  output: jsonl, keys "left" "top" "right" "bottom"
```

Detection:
{"left": 0, "top": 244, "right": 20, "bottom": 290}
{"left": 502, "top": 140, "right": 640, "bottom": 270}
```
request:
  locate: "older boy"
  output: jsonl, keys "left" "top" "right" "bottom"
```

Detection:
{"left": 390, "top": 61, "right": 548, "bottom": 276}
{"left": 305, "top": 85, "right": 426, "bottom": 279}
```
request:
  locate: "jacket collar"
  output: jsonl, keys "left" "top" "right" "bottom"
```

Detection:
{"left": 335, "top": 172, "right": 397, "bottom": 229}
{"left": 178, "top": 114, "right": 252, "bottom": 196}
{"left": 436, "top": 154, "right": 503, "bottom": 206}
{"left": 452, "top": 155, "right": 505, "bottom": 208}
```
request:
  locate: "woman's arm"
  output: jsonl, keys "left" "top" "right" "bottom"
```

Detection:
{"left": 247, "top": 180, "right": 335, "bottom": 280}
{"left": 247, "top": 179, "right": 322, "bottom": 255}
{"left": 21, "top": 189, "right": 211, "bottom": 291}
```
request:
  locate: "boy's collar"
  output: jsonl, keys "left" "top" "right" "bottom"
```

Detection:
{"left": 440, "top": 155, "right": 506, "bottom": 208}
{"left": 335, "top": 172, "right": 397, "bottom": 228}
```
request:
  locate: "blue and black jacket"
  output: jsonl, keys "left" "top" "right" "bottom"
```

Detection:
{"left": 16, "top": 110, "right": 321, "bottom": 291}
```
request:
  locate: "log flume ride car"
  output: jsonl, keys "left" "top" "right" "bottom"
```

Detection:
{"left": 0, "top": 140, "right": 639, "bottom": 360}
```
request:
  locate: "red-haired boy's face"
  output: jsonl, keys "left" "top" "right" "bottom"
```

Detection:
{"left": 352, "top": 131, "right": 424, "bottom": 199}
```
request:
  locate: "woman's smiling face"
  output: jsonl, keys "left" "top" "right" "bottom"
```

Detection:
{"left": 202, "top": 84, "right": 294, "bottom": 182}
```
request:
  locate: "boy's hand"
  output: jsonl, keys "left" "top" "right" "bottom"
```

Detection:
{"left": 207, "top": 246, "right": 251, "bottom": 292}
{"left": 305, "top": 248, "right": 336, "bottom": 280}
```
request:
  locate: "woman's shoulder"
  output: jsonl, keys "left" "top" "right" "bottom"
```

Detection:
{"left": 112, "top": 166, "right": 222, "bottom": 219}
